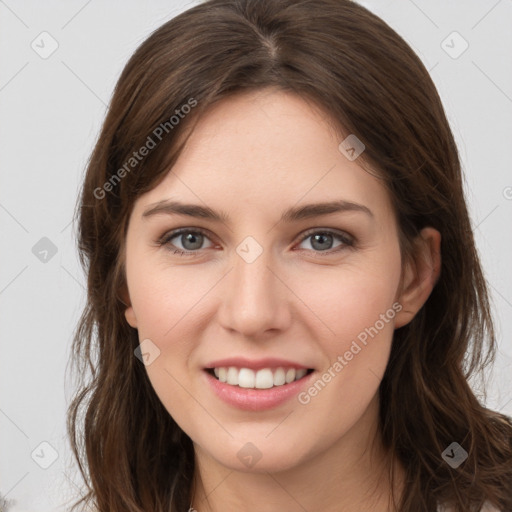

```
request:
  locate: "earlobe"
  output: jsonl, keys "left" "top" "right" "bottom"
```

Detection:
{"left": 394, "top": 227, "right": 441, "bottom": 329}
{"left": 119, "top": 282, "right": 138, "bottom": 328}
{"left": 124, "top": 306, "right": 138, "bottom": 328}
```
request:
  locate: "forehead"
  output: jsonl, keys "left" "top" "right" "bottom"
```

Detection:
{"left": 133, "top": 89, "right": 393, "bottom": 223}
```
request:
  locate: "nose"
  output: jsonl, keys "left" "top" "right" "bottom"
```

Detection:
{"left": 217, "top": 244, "right": 292, "bottom": 338}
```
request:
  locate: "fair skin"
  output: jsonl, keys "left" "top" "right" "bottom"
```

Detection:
{"left": 123, "top": 89, "right": 441, "bottom": 512}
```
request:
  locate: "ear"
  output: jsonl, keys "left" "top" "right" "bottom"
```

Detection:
{"left": 119, "top": 282, "right": 138, "bottom": 329}
{"left": 394, "top": 227, "right": 441, "bottom": 329}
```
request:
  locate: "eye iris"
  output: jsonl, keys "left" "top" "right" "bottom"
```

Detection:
{"left": 181, "top": 232, "right": 203, "bottom": 250}
{"left": 311, "top": 233, "right": 333, "bottom": 251}
{"left": 172, "top": 231, "right": 341, "bottom": 252}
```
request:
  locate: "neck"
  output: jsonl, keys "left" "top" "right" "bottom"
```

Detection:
{"left": 189, "top": 396, "right": 405, "bottom": 512}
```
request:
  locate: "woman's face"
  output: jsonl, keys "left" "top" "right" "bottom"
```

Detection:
{"left": 123, "top": 89, "right": 429, "bottom": 473}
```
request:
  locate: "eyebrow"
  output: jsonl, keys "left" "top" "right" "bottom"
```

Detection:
{"left": 142, "top": 199, "right": 373, "bottom": 223}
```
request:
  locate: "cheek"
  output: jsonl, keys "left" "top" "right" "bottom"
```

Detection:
{"left": 292, "top": 251, "right": 401, "bottom": 404}
{"left": 126, "top": 252, "right": 210, "bottom": 339}
{"left": 298, "top": 275, "right": 400, "bottom": 432}
{"left": 126, "top": 261, "right": 207, "bottom": 429}
{"left": 292, "top": 255, "right": 402, "bottom": 345}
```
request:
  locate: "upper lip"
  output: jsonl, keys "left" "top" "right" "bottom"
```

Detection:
{"left": 205, "top": 357, "right": 313, "bottom": 371}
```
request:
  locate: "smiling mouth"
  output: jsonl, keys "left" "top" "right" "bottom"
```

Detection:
{"left": 205, "top": 367, "right": 314, "bottom": 389}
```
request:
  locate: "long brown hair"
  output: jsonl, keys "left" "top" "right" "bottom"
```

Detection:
{"left": 66, "top": 1, "right": 512, "bottom": 510}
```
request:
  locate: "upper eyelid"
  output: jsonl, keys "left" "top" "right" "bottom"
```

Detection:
{"left": 160, "top": 226, "right": 215, "bottom": 243}
{"left": 160, "top": 226, "right": 353, "bottom": 246}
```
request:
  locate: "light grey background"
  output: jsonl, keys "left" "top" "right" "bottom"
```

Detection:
{"left": 1, "top": 1, "right": 511, "bottom": 510}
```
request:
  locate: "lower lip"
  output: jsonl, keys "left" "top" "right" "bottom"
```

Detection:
{"left": 203, "top": 370, "right": 315, "bottom": 411}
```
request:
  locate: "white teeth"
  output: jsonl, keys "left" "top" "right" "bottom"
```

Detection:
{"left": 285, "top": 368, "right": 296, "bottom": 383}
{"left": 295, "top": 368, "right": 307, "bottom": 380}
{"left": 238, "top": 368, "right": 255, "bottom": 388}
{"left": 255, "top": 369, "right": 274, "bottom": 389}
{"left": 226, "top": 367, "right": 239, "bottom": 385}
{"left": 210, "top": 366, "right": 310, "bottom": 389}
{"left": 273, "top": 367, "right": 286, "bottom": 386}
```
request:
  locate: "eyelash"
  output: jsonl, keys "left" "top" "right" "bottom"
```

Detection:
{"left": 156, "top": 227, "right": 355, "bottom": 258}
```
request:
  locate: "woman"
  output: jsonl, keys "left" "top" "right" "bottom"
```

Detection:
{"left": 67, "top": 0, "right": 512, "bottom": 511}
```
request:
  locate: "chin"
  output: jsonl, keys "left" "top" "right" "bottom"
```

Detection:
{"left": 200, "top": 438, "right": 310, "bottom": 474}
